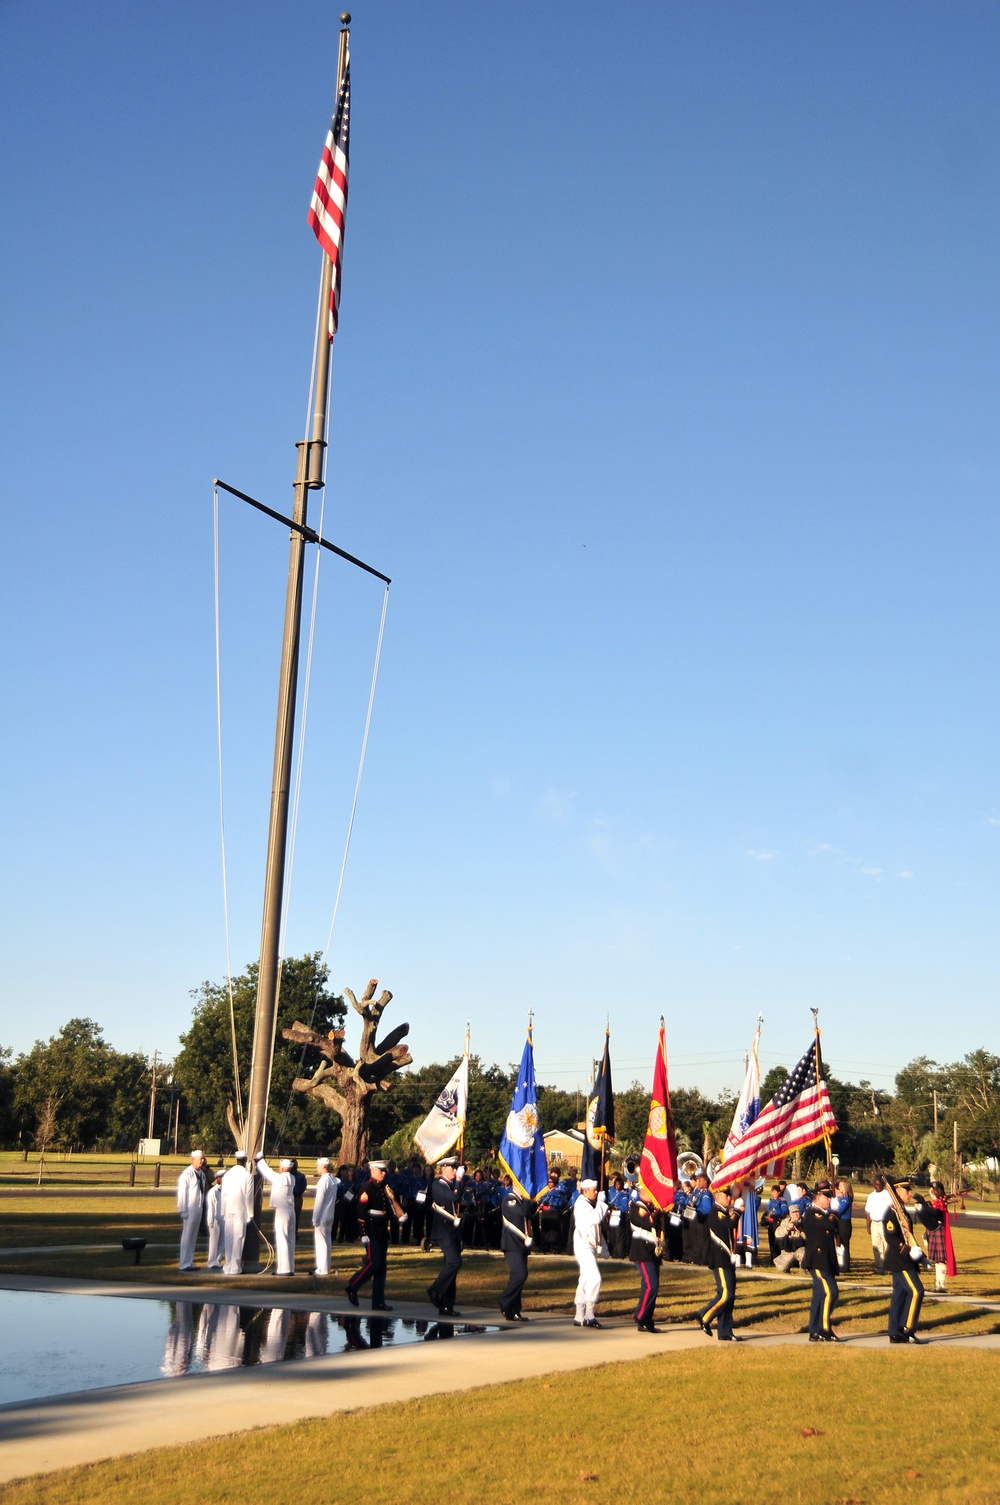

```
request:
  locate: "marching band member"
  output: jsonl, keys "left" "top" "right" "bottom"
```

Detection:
{"left": 572, "top": 1178, "right": 607, "bottom": 1329}
{"left": 255, "top": 1154, "right": 297, "bottom": 1275}
{"left": 697, "top": 1184, "right": 741, "bottom": 1341}
{"left": 802, "top": 1182, "right": 841, "bottom": 1341}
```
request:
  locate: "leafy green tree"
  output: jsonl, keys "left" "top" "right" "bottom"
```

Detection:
{"left": 12, "top": 1020, "right": 148, "bottom": 1151}
{"left": 0, "top": 1047, "right": 16, "bottom": 1146}
{"left": 614, "top": 1081, "right": 651, "bottom": 1151}
{"left": 174, "top": 954, "right": 345, "bottom": 1152}
{"left": 951, "top": 1049, "right": 1000, "bottom": 1163}
{"left": 670, "top": 1087, "right": 723, "bottom": 1148}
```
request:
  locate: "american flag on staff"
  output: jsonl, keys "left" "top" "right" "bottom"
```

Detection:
{"left": 711, "top": 1034, "right": 836, "bottom": 1190}
{"left": 307, "top": 55, "right": 351, "bottom": 339}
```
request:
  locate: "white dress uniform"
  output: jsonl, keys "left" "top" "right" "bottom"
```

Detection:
{"left": 205, "top": 1180, "right": 225, "bottom": 1269}
{"left": 256, "top": 1157, "right": 297, "bottom": 1274}
{"left": 312, "top": 1169, "right": 341, "bottom": 1275}
{"left": 572, "top": 1191, "right": 607, "bottom": 1323}
{"left": 221, "top": 1161, "right": 255, "bottom": 1274}
{"left": 176, "top": 1162, "right": 206, "bottom": 1270}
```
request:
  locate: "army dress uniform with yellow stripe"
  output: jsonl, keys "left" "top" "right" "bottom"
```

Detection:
{"left": 884, "top": 1197, "right": 927, "bottom": 1344}
{"left": 696, "top": 1194, "right": 740, "bottom": 1341}
{"left": 801, "top": 1189, "right": 841, "bottom": 1341}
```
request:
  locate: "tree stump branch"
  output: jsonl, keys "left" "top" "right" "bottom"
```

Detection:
{"left": 282, "top": 978, "right": 412, "bottom": 1163}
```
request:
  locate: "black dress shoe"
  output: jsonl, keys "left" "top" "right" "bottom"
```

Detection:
{"left": 889, "top": 1334, "right": 907, "bottom": 1344}
{"left": 371, "top": 1303, "right": 393, "bottom": 1312}
{"left": 499, "top": 1308, "right": 516, "bottom": 1321}
{"left": 823, "top": 1332, "right": 844, "bottom": 1343}
{"left": 808, "top": 1334, "right": 825, "bottom": 1343}
{"left": 345, "top": 1286, "right": 359, "bottom": 1307}
{"left": 513, "top": 1312, "right": 529, "bottom": 1322}
{"left": 717, "top": 1335, "right": 743, "bottom": 1342}
{"left": 439, "top": 1307, "right": 460, "bottom": 1317}
{"left": 904, "top": 1332, "right": 929, "bottom": 1345}
{"left": 698, "top": 1321, "right": 714, "bottom": 1337}
{"left": 425, "top": 1286, "right": 438, "bottom": 1307}
{"left": 582, "top": 1318, "right": 603, "bottom": 1329}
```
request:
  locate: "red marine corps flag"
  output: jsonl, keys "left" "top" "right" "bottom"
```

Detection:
{"left": 711, "top": 1025, "right": 837, "bottom": 1190}
{"left": 638, "top": 1019, "right": 679, "bottom": 1209}
{"left": 308, "top": 51, "right": 351, "bottom": 338}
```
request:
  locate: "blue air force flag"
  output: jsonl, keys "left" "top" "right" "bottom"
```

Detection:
{"left": 498, "top": 1030, "right": 547, "bottom": 1198}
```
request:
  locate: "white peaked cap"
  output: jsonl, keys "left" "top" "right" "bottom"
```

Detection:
{"left": 317, "top": 1156, "right": 331, "bottom": 1168}
{"left": 580, "top": 1179, "right": 599, "bottom": 1190}
{"left": 191, "top": 1149, "right": 205, "bottom": 1159}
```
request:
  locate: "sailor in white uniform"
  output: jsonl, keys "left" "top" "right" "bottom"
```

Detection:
{"left": 312, "top": 1156, "right": 340, "bottom": 1275}
{"left": 205, "top": 1169, "right": 226, "bottom": 1270}
{"left": 256, "top": 1154, "right": 297, "bottom": 1275}
{"left": 221, "top": 1150, "right": 255, "bottom": 1275}
{"left": 176, "top": 1150, "right": 207, "bottom": 1271}
{"left": 572, "top": 1178, "right": 608, "bottom": 1328}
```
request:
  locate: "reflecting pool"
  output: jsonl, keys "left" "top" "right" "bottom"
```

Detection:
{"left": 0, "top": 1290, "right": 497, "bottom": 1406}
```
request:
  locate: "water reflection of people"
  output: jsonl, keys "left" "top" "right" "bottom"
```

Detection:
{"left": 194, "top": 1302, "right": 220, "bottom": 1367}
{"left": 342, "top": 1316, "right": 368, "bottom": 1350}
{"left": 304, "top": 1311, "right": 329, "bottom": 1359}
{"left": 162, "top": 1301, "right": 195, "bottom": 1376}
{"left": 261, "top": 1306, "right": 290, "bottom": 1364}
{"left": 204, "top": 1304, "right": 245, "bottom": 1371}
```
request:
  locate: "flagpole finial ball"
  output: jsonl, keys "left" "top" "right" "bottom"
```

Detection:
{"left": 341, "top": 12, "right": 351, "bottom": 23}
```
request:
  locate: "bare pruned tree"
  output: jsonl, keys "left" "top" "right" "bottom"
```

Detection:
{"left": 281, "top": 979, "right": 412, "bottom": 1163}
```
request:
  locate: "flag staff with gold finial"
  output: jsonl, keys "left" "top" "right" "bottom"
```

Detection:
{"left": 243, "top": 12, "right": 353, "bottom": 1167}
{"left": 811, "top": 1007, "right": 833, "bottom": 1175}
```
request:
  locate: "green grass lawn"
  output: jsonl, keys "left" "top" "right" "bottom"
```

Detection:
{"left": 1, "top": 1194, "right": 998, "bottom": 1338}
{"left": 3, "top": 1348, "right": 999, "bottom": 1504}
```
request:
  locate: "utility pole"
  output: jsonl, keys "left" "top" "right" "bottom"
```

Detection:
{"left": 243, "top": 16, "right": 351, "bottom": 1165}
{"left": 147, "top": 1050, "right": 158, "bottom": 1141}
{"left": 933, "top": 1090, "right": 938, "bottom": 1135}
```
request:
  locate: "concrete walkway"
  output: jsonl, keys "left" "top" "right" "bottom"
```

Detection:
{"left": 0, "top": 1276, "right": 999, "bottom": 1487}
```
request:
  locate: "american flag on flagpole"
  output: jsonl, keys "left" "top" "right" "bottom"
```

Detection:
{"left": 711, "top": 1035, "right": 836, "bottom": 1190}
{"left": 308, "top": 55, "right": 351, "bottom": 340}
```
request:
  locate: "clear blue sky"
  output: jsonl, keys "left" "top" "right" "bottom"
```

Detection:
{"left": 1, "top": 2, "right": 998, "bottom": 1099}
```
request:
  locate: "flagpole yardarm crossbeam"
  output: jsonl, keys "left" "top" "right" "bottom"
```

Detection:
{"left": 213, "top": 478, "right": 391, "bottom": 585}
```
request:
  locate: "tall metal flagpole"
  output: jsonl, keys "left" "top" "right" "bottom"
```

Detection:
{"left": 243, "top": 15, "right": 352, "bottom": 1163}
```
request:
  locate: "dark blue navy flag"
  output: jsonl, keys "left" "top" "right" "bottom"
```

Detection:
{"left": 498, "top": 1028, "right": 547, "bottom": 1198}
{"left": 582, "top": 1027, "right": 615, "bottom": 1182}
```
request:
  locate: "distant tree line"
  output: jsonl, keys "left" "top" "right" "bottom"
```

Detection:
{"left": 1, "top": 955, "right": 997, "bottom": 1182}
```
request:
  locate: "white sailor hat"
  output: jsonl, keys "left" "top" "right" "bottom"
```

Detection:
{"left": 190, "top": 1149, "right": 206, "bottom": 1159}
{"left": 279, "top": 1157, "right": 293, "bottom": 1170}
{"left": 579, "top": 1178, "right": 599, "bottom": 1191}
{"left": 368, "top": 1159, "right": 388, "bottom": 1171}
{"left": 436, "top": 1155, "right": 459, "bottom": 1167}
{"left": 234, "top": 1150, "right": 248, "bottom": 1161}
{"left": 316, "top": 1156, "right": 331, "bottom": 1168}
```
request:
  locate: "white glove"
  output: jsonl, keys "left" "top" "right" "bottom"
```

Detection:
{"left": 361, "top": 1235, "right": 370, "bottom": 1245}
{"left": 524, "top": 1237, "right": 533, "bottom": 1250}
{"left": 909, "top": 1243, "right": 924, "bottom": 1262}
{"left": 399, "top": 1212, "right": 408, "bottom": 1224}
